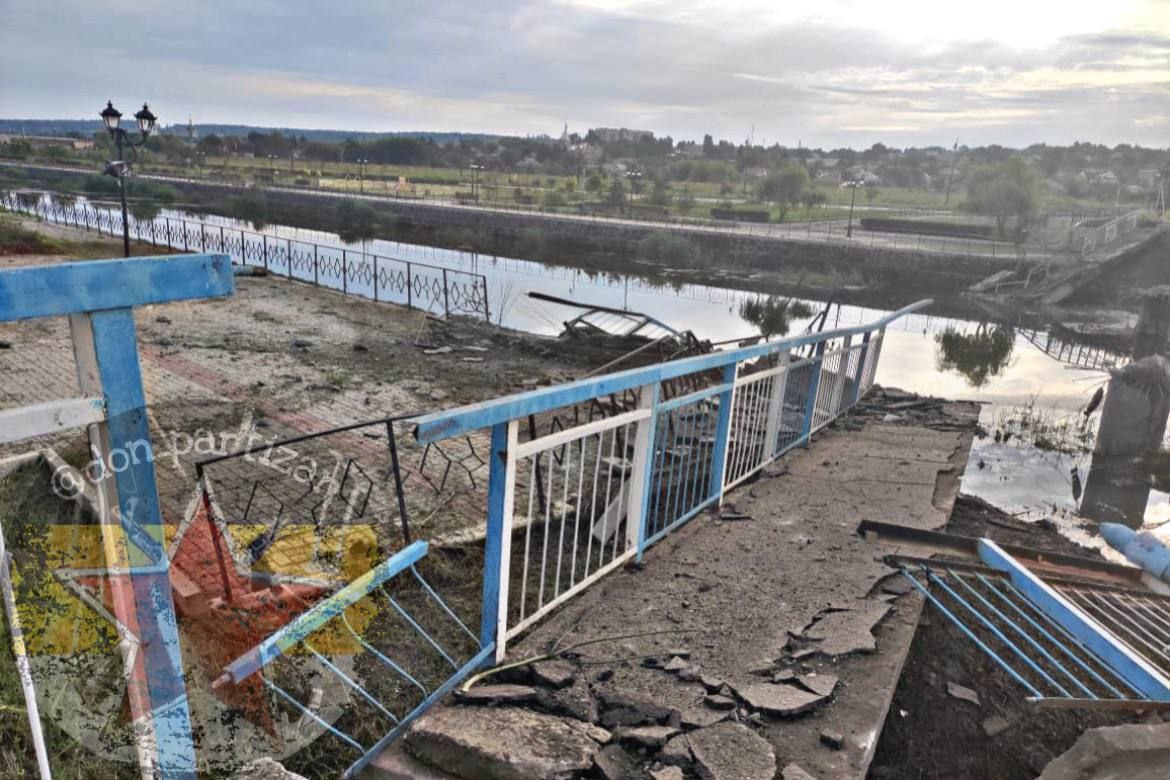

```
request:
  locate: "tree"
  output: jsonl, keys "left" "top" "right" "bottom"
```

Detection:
{"left": 801, "top": 190, "right": 828, "bottom": 214}
{"left": 702, "top": 134, "right": 715, "bottom": 158}
{"left": 757, "top": 162, "right": 809, "bottom": 220}
{"left": 607, "top": 178, "right": 625, "bottom": 207}
{"left": 965, "top": 157, "right": 1043, "bottom": 239}
{"left": 649, "top": 177, "right": 671, "bottom": 207}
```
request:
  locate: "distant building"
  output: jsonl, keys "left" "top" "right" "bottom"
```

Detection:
{"left": 0, "top": 133, "right": 95, "bottom": 150}
{"left": 590, "top": 127, "right": 655, "bottom": 143}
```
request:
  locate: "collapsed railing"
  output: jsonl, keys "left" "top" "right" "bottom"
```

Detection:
{"left": 1080, "top": 209, "right": 1142, "bottom": 256}
{"left": 212, "top": 539, "right": 489, "bottom": 778}
{"left": 0, "top": 189, "right": 490, "bottom": 320}
{"left": 412, "top": 300, "right": 921, "bottom": 660}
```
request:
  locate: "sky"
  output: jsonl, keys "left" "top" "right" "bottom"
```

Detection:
{"left": 1, "top": 0, "right": 1168, "bottom": 149}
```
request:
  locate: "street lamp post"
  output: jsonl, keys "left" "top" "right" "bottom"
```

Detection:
{"left": 469, "top": 164, "right": 483, "bottom": 203}
{"left": 100, "top": 100, "right": 157, "bottom": 257}
{"left": 357, "top": 158, "right": 368, "bottom": 193}
{"left": 626, "top": 170, "right": 642, "bottom": 214}
{"left": 845, "top": 180, "right": 861, "bottom": 239}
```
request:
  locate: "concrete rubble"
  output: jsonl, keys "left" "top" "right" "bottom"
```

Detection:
{"left": 405, "top": 705, "right": 610, "bottom": 780}
{"left": 1038, "top": 723, "right": 1170, "bottom": 780}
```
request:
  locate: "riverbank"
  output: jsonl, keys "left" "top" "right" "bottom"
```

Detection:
{"left": 1, "top": 164, "right": 1021, "bottom": 305}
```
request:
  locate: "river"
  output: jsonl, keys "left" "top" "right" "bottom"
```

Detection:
{"left": 22, "top": 194, "right": 1169, "bottom": 547}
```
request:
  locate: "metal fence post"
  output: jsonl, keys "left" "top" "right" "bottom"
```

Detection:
{"left": 442, "top": 269, "right": 451, "bottom": 317}
{"left": 800, "top": 341, "right": 827, "bottom": 444}
{"left": 407, "top": 262, "right": 413, "bottom": 310}
{"left": 373, "top": 256, "right": 379, "bottom": 302}
{"left": 287, "top": 239, "right": 293, "bottom": 280}
{"left": 313, "top": 244, "right": 319, "bottom": 285}
{"left": 262, "top": 234, "right": 269, "bottom": 271}
{"left": 709, "top": 362, "right": 738, "bottom": 502}
{"left": 482, "top": 420, "right": 518, "bottom": 662}
{"left": 629, "top": 382, "right": 661, "bottom": 563}
{"left": 342, "top": 249, "right": 348, "bottom": 294}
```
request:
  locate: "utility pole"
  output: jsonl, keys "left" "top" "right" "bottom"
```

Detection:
{"left": 944, "top": 139, "right": 958, "bottom": 207}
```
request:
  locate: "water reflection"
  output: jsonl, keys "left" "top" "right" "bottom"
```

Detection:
{"left": 25, "top": 193, "right": 1170, "bottom": 534}
{"left": 935, "top": 323, "right": 1016, "bottom": 388}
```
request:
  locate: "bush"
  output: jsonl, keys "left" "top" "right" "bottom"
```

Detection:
{"left": 710, "top": 207, "right": 770, "bottom": 223}
{"left": 542, "top": 190, "right": 566, "bottom": 209}
{"left": 637, "top": 230, "right": 703, "bottom": 265}
{"left": 228, "top": 192, "right": 269, "bottom": 230}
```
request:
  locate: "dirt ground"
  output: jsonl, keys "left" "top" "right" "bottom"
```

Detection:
{"left": 868, "top": 494, "right": 1147, "bottom": 779}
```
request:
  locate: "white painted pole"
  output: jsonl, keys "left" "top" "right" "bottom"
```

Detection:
{"left": 0, "top": 521, "right": 52, "bottom": 780}
{"left": 494, "top": 420, "right": 518, "bottom": 663}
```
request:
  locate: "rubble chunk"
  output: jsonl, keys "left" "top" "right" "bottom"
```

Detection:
{"left": 1039, "top": 723, "right": 1170, "bottom": 779}
{"left": 798, "top": 673, "right": 839, "bottom": 697}
{"left": 704, "top": 694, "right": 737, "bottom": 710}
{"left": 687, "top": 721, "right": 776, "bottom": 780}
{"left": 595, "top": 744, "right": 640, "bottom": 780}
{"left": 734, "top": 682, "right": 829, "bottom": 717}
{"left": 616, "top": 725, "right": 681, "bottom": 750}
{"left": 405, "top": 705, "right": 605, "bottom": 779}
{"left": 453, "top": 684, "right": 538, "bottom": 704}
{"left": 802, "top": 602, "right": 891, "bottom": 656}
{"left": 945, "top": 682, "right": 981, "bottom": 706}
{"left": 598, "top": 689, "right": 673, "bottom": 727}
{"left": 659, "top": 733, "right": 693, "bottom": 768}
{"left": 531, "top": 659, "right": 576, "bottom": 689}
{"left": 819, "top": 729, "right": 844, "bottom": 750}
{"left": 982, "top": 715, "right": 1011, "bottom": 738}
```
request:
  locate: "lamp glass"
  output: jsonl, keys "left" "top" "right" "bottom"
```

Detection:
{"left": 100, "top": 101, "right": 121, "bottom": 132}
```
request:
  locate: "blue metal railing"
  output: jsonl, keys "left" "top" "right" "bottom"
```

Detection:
{"left": 214, "top": 540, "right": 491, "bottom": 778}
{"left": 412, "top": 299, "right": 927, "bottom": 660}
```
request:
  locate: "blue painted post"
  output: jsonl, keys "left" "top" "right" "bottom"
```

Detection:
{"left": 480, "top": 421, "right": 516, "bottom": 661}
{"left": 708, "top": 363, "right": 737, "bottom": 502}
{"left": 801, "top": 341, "right": 827, "bottom": 444}
{"left": 631, "top": 383, "right": 662, "bottom": 562}
{"left": 89, "top": 308, "right": 197, "bottom": 776}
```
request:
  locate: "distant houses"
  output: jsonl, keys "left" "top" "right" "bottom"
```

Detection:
{"left": 0, "top": 133, "right": 95, "bottom": 150}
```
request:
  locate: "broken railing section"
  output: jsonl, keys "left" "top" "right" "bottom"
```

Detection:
{"left": 195, "top": 414, "right": 495, "bottom": 566}
{"left": 896, "top": 539, "right": 1170, "bottom": 708}
{"left": 412, "top": 299, "right": 927, "bottom": 661}
{"left": 1, "top": 190, "right": 490, "bottom": 321}
{"left": 214, "top": 540, "right": 490, "bottom": 779}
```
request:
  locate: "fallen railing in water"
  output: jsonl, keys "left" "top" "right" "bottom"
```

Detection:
{"left": 412, "top": 299, "right": 930, "bottom": 661}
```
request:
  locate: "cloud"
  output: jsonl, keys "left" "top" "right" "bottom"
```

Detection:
{"left": 1, "top": 0, "right": 1168, "bottom": 148}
